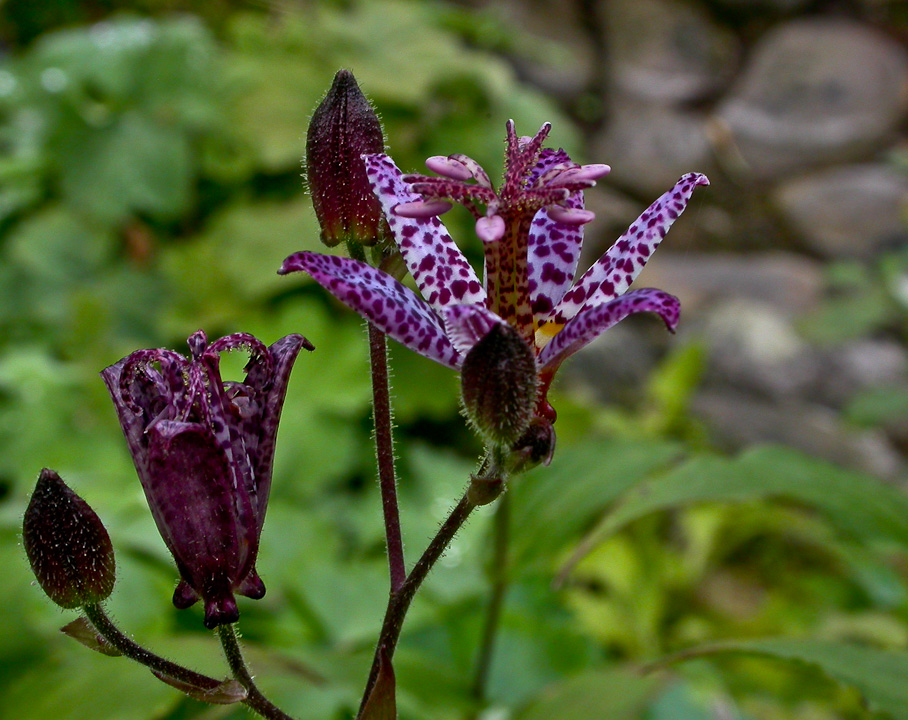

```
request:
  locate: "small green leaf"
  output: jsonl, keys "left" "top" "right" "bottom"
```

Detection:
{"left": 61, "top": 617, "right": 121, "bottom": 657}
{"left": 150, "top": 671, "right": 246, "bottom": 705}
{"left": 360, "top": 650, "right": 396, "bottom": 720}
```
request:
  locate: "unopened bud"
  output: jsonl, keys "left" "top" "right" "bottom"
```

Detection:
{"left": 306, "top": 69, "right": 387, "bottom": 247}
{"left": 23, "top": 469, "right": 116, "bottom": 608}
{"left": 461, "top": 323, "right": 537, "bottom": 448}
{"left": 510, "top": 417, "right": 556, "bottom": 473}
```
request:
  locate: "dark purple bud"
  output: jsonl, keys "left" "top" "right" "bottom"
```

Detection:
{"left": 23, "top": 469, "right": 116, "bottom": 609}
{"left": 307, "top": 69, "right": 387, "bottom": 247}
{"left": 101, "top": 332, "right": 312, "bottom": 628}
{"left": 510, "top": 417, "right": 556, "bottom": 473}
{"left": 461, "top": 323, "right": 538, "bottom": 448}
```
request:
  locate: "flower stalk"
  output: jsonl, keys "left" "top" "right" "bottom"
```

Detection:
{"left": 357, "top": 457, "right": 504, "bottom": 718}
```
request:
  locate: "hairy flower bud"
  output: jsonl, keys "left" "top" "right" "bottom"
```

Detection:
{"left": 307, "top": 69, "right": 387, "bottom": 247}
{"left": 461, "top": 323, "right": 538, "bottom": 448}
{"left": 510, "top": 417, "right": 556, "bottom": 473}
{"left": 23, "top": 469, "right": 116, "bottom": 609}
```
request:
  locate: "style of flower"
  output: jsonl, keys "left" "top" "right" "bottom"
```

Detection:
{"left": 101, "top": 331, "right": 312, "bottom": 628}
{"left": 281, "top": 121, "right": 707, "bottom": 425}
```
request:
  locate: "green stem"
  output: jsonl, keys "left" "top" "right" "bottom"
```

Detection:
{"left": 217, "top": 624, "right": 297, "bottom": 720}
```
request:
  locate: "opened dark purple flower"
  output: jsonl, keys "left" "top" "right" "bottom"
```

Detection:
{"left": 101, "top": 331, "right": 312, "bottom": 628}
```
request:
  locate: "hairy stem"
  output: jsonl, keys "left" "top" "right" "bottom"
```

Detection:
{"left": 83, "top": 605, "right": 294, "bottom": 718}
{"left": 471, "top": 491, "right": 511, "bottom": 704}
{"left": 369, "top": 322, "right": 406, "bottom": 591}
{"left": 357, "top": 490, "right": 480, "bottom": 717}
{"left": 83, "top": 603, "right": 220, "bottom": 689}
{"left": 218, "top": 624, "right": 297, "bottom": 720}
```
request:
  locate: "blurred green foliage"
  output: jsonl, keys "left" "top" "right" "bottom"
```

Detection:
{"left": 1, "top": 3, "right": 907, "bottom": 720}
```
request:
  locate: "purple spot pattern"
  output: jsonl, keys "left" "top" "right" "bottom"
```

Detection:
{"left": 539, "top": 288, "right": 681, "bottom": 371}
{"left": 363, "top": 154, "right": 485, "bottom": 311}
{"left": 283, "top": 124, "right": 708, "bottom": 420}
{"left": 101, "top": 330, "right": 309, "bottom": 627}
{"left": 282, "top": 251, "right": 461, "bottom": 369}
{"left": 548, "top": 173, "right": 709, "bottom": 326}
{"left": 442, "top": 303, "right": 506, "bottom": 356}
{"left": 527, "top": 190, "right": 584, "bottom": 324}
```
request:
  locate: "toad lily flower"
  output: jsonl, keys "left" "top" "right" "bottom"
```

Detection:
{"left": 101, "top": 331, "right": 312, "bottom": 628}
{"left": 282, "top": 121, "right": 707, "bottom": 437}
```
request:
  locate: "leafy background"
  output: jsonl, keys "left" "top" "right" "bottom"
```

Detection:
{"left": 1, "top": 1, "right": 907, "bottom": 719}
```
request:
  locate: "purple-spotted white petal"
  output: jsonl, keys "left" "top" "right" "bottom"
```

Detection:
{"left": 538, "top": 288, "right": 681, "bottom": 371}
{"left": 547, "top": 173, "right": 709, "bottom": 325}
{"left": 280, "top": 251, "right": 461, "bottom": 369}
{"left": 363, "top": 154, "right": 486, "bottom": 311}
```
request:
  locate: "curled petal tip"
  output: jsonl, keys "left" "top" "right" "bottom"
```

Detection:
{"left": 393, "top": 200, "right": 452, "bottom": 218}
{"left": 476, "top": 214, "right": 506, "bottom": 243}
{"left": 278, "top": 251, "right": 313, "bottom": 276}
{"left": 545, "top": 206, "right": 595, "bottom": 226}
{"left": 425, "top": 155, "right": 473, "bottom": 181}
{"left": 187, "top": 331, "right": 207, "bottom": 359}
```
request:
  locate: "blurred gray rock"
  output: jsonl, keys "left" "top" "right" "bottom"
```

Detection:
{"left": 486, "top": 0, "right": 595, "bottom": 100}
{"left": 814, "top": 339, "right": 908, "bottom": 406}
{"left": 708, "top": 0, "right": 810, "bottom": 10}
{"left": 772, "top": 164, "right": 908, "bottom": 259}
{"left": 635, "top": 251, "right": 825, "bottom": 318}
{"left": 560, "top": 322, "right": 660, "bottom": 405}
{"left": 692, "top": 390, "right": 904, "bottom": 479}
{"left": 593, "top": 100, "right": 716, "bottom": 195}
{"left": 714, "top": 19, "right": 908, "bottom": 180}
{"left": 604, "top": 0, "right": 739, "bottom": 103}
{"left": 700, "top": 300, "right": 819, "bottom": 399}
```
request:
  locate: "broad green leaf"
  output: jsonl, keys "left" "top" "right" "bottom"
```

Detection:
{"left": 662, "top": 638, "right": 908, "bottom": 720}
{"left": 0, "top": 646, "right": 182, "bottom": 720}
{"left": 511, "top": 439, "right": 684, "bottom": 570}
{"left": 515, "top": 666, "right": 663, "bottom": 720}
{"left": 58, "top": 113, "right": 192, "bottom": 225}
{"left": 561, "top": 445, "right": 908, "bottom": 580}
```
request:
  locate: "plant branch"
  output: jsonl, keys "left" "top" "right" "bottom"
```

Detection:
{"left": 470, "top": 491, "right": 511, "bottom": 704}
{"left": 356, "top": 461, "right": 503, "bottom": 719}
{"left": 218, "top": 623, "right": 297, "bottom": 720}
{"left": 369, "top": 322, "right": 406, "bottom": 592}
{"left": 83, "top": 603, "right": 221, "bottom": 690}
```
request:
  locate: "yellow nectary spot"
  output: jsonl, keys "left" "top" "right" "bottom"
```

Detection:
{"left": 534, "top": 321, "right": 563, "bottom": 350}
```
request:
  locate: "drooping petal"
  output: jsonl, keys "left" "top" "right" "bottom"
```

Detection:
{"left": 281, "top": 251, "right": 461, "bottom": 368}
{"left": 538, "top": 288, "right": 681, "bottom": 371}
{"left": 441, "top": 303, "right": 508, "bottom": 359}
{"left": 243, "top": 334, "right": 312, "bottom": 519}
{"left": 527, "top": 192, "right": 585, "bottom": 323}
{"left": 548, "top": 173, "right": 709, "bottom": 325}
{"left": 363, "top": 154, "right": 486, "bottom": 311}
{"left": 146, "top": 420, "right": 245, "bottom": 628}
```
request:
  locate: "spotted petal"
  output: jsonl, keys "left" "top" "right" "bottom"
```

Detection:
{"left": 548, "top": 173, "right": 708, "bottom": 325}
{"left": 442, "top": 303, "right": 508, "bottom": 360}
{"left": 363, "top": 154, "right": 485, "bottom": 311}
{"left": 527, "top": 191, "right": 585, "bottom": 323}
{"left": 280, "top": 251, "right": 460, "bottom": 369}
{"left": 538, "top": 288, "right": 680, "bottom": 371}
